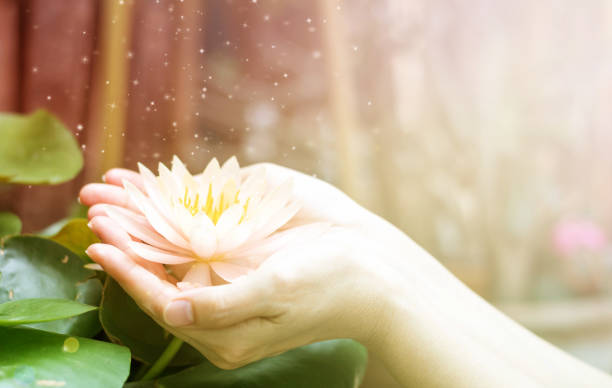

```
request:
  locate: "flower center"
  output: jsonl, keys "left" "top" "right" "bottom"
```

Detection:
{"left": 177, "top": 184, "right": 249, "bottom": 224}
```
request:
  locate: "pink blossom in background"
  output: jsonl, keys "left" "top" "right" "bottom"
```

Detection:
{"left": 552, "top": 220, "right": 607, "bottom": 257}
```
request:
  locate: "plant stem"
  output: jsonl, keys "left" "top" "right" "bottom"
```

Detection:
{"left": 137, "top": 336, "right": 184, "bottom": 381}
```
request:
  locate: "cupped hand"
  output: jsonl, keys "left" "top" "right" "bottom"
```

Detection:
{"left": 80, "top": 163, "right": 413, "bottom": 369}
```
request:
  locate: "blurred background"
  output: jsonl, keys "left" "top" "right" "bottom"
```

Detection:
{"left": 2, "top": 0, "right": 612, "bottom": 385}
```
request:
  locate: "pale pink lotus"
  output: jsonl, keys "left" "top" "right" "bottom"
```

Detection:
{"left": 552, "top": 219, "right": 607, "bottom": 257}
{"left": 101, "top": 156, "right": 323, "bottom": 288}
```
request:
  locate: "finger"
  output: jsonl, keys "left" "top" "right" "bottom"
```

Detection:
{"left": 103, "top": 168, "right": 144, "bottom": 190}
{"left": 164, "top": 273, "right": 277, "bottom": 329}
{"left": 89, "top": 215, "right": 168, "bottom": 279}
{"left": 79, "top": 183, "right": 138, "bottom": 211}
{"left": 86, "top": 243, "right": 177, "bottom": 316}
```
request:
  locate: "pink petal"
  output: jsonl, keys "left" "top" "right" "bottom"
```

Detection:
{"left": 102, "top": 205, "right": 185, "bottom": 252}
{"left": 181, "top": 262, "right": 212, "bottom": 286}
{"left": 123, "top": 180, "right": 190, "bottom": 249}
{"left": 209, "top": 261, "right": 252, "bottom": 282}
{"left": 128, "top": 241, "right": 195, "bottom": 264}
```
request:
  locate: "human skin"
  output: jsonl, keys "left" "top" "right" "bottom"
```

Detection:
{"left": 80, "top": 163, "right": 612, "bottom": 388}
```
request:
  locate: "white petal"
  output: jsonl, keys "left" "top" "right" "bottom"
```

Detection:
{"left": 198, "top": 157, "right": 220, "bottom": 186}
{"left": 123, "top": 180, "right": 190, "bottom": 249}
{"left": 217, "top": 221, "right": 254, "bottom": 253}
{"left": 128, "top": 242, "right": 195, "bottom": 264}
{"left": 249, "top": 180, "right": 293, "bottom": 227}
{"left": 215, "top": 204, "right": 244, "bottom": 239}
{"left": 102, "top": 204, "right": 185, "bottom": 252}
{"left": 181, "top": 262, "right": 212, "bottom": 286}
{"left": 138, "top": 162, "right": 176, "bottom": 223}
{"left": 158, "top": 162, "right": 182, "bottom": 199}
{"left": 209, "top": 261, "right": 252, "bottom": 282}
{"left": 189, "top": 220, "right": 217, "bottom": 259}
{"left": 250, "top": 201, "right": 300, "bottom": 241}
{"left": 221, "top": 156, "right": 240, "bottom": 181}
{"left": 238, "top": 167, "right": 266, "bottom": 201}
{"left": 171, "top": 155, "right": 190, "bottom": 178}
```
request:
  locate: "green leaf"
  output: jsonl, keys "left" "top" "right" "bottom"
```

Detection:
{"left": 0, "top": 109, "right": 83, "bottom": 184}
{"left": 0, "top": 298, "right": 97, "bottom": 326}
{"left": 0, "top": 212, "right": 21, "bottom": 238}
{"left": 100, "top": 278, "right": 204, "bottom": 366}
{"left": 126, "top": 339, "right": 368, "bottom": 388}
{"left": 0, "top": 326, "right": 130, "bottom": 388}
{"left": 0, "top": 236, "right": 102, "bottom": 337}
{"left": 50, "top": 219, "right": 99, "bottom": 262}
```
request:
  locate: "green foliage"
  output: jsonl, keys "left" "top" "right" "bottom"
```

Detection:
{"left": 0, "top": 109, "right": 83, "bottom": 184}
{"left": 125, "top": 339, "right": 368, "bottom": 388}
{"left": 0, "top": 236, "right": 102, "bottom": 337}
{"left": 50, "top": 219, "right": 99, "bottom": 262}
{"left": 0, "top": 326, "right": 130, "bottom": 388}
{"left": 0, "top": 298, "right": 97, "bottom": 326}
{"left": 100, "top": 278, "right": 205, "bottom": 366}
{"left": 0, "top": 212, "right": 21, "bottom": 238}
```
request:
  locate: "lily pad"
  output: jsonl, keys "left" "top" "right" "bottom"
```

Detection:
{"left": 100, "top": 278, "right": 205, "bottom": 366}
{"left": 50, "top": 219, "right": 99, "bottom": 262}
{"left": 0, "top": 298, "right": 97, "bottom": 326}
{"left": 0, "top": 236, "right": 102, "bottom": 337}
{"left": 0, "top": 212, "right": 21, "bottom": 238}
{"left": 0, "top": 326, "right": 130, "bottom": 388}
{"left": 125, "top": 339, "right": 368, "bottom": 388}
{"left": 0, "top": 109, "right": 83, "bottom": 184}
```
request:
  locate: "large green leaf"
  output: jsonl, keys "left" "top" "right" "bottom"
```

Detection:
{"left": 0, "top": 109, "right": 83, "bottom": 184}
{"left": 50, "top": 219, "right": 99, "bottom": 262}
{"left": 0, "top": 326, "right": 130, "bottom": 388}
{"left": 100, "top": 278, "right": 205, "bottom": 366}
{"left": 0, "top": 298, "right": 97, "bottom": 326}
{"left": 126, "top": 339, "right": 368, "bottom": 388}
{"left": 0, "top": 236, "right": 102, "bottom": 337}
{"left": 0, "top": 212, "right": 21, "bottom": 238}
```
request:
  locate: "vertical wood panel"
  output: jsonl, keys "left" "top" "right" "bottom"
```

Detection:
{"left": 123, "top": 0, "right": 178, "bottom": 169}
{"left": 0, "top": 0, "right": 19, "bottom": 112}
{"left": 16, "top": 0, "right": 97, "bottom": 231}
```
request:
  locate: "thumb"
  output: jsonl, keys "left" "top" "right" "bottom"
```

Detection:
{"left": 163, "top": 270, "right": 276, "bottom": 329}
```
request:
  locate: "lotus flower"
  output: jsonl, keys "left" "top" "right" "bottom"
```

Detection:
{"left": 101, "top": 156, "right": 320, "bottom": 288}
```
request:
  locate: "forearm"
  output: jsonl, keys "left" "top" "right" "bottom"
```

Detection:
{"left": 365, "top": 223, "right": 612, "bottom": 387}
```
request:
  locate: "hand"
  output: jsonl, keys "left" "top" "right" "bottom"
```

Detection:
{"left": 81, "top": 163, "right": 414, "bottom": 370}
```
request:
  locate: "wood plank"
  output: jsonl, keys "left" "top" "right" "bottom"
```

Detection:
{"left": 16, "top": 0, "right": 97, "bottom": 231}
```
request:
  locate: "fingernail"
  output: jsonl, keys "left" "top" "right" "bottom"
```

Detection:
{"left": 164, "top": 300, "right": 194, "bottom": 327}
{"left": 101, "top": 174, "right": 106, "bottom": 182}
{"left": 87, "top": 221, "right": 93, "bottom": 229}
{"left": 77, "top": 196, "right": 82, "bottom": 204}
